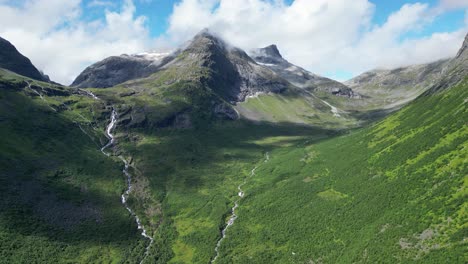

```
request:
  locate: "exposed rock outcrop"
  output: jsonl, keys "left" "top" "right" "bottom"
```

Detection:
{"left": 250, "top": 45, "right": 359, "bottom": 98}
{"left": 176, "top": 30, "right": 290, "bottom": 102}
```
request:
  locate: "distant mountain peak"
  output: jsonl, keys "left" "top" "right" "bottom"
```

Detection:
{"left": 191, "top": 29, "right": 226, "bottom": 47}
{"left": 250, "top": 44, "right": 285, "bottom": 64}
{"left": 249, "top": 44, "right": 358, "bottom": 98}
{"left": 261, "top": 44, "right": 283, "bottom": 59}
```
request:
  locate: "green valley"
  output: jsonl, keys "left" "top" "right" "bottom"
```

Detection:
{"left": 0, "top": 27, "right": 466, "bottom": 264}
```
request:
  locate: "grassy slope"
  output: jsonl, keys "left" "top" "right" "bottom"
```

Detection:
{"left": 88, "top": 63, "right": 338, "bottom": 263}
{"left": 0, "top": 70, "right": 144, "bottom": 263}
{"left": 215, "top": 79, "right": 467, "bottom": 263}
{"left": 91, "top": 72, "right": 334, "bottom": 262}
{"left": 1, "top": 59, "right": 466, "bottom": 264}
{"left": 235, "top": 90, "right": 359, "bottom": 129}
{"left": 116, "top": 121, "right": 334, "bottom": 263}
{"left": 79, "top": 60, "right": 466, "bottom": 263}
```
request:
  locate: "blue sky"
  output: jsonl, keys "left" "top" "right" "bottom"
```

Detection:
{"left": 81, "top": 0, "right": 466, "bottom": 41}
{"left": 1, "top": 0, "right": 466, "bottom": 84}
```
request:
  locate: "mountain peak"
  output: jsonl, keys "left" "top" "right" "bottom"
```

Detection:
{"left": 261, "top": 44, "right": 282, "bottom": 59}
{"left": 192, "top": 29, "right": 225, "bottom": 45}
{"left": 249, "top": 44, "right": 285, "bottom": 65}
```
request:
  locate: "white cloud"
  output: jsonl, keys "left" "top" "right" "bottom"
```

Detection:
{"left": 0, "top": 0, "right": 151, "bottom": 84}
{"left": 87, "top": 0, "right": 116, "bottom": 8}
{"left": 0, "top": 0, "right": 466, "bottom": 84}
{"left": 157, "top": 0, "right": 468, "bottom": 80}
{"left": 438, "top": 0, "right": 468, "bottom": 10}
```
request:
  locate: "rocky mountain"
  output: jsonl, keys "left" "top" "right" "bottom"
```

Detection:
{"left": 162, "top": 30, "right": 290, "bottom": 102}
{"left": 346, "top": 59, "right": 451, "bottom": 91}
{"left": 250, "top": 45, "right": 359, "bottom": 98}
{"left": 73, "top": 30, "right": 290, "bottom": 103}
{"left": 345, "top": 34, "right": 467, "bottom": 110}
{"left": 71, "top": 52, "right": 174, "bottom": 88}
{"left": 0, "top": 36, "right": 49, "bottom": 81}
{"left": 71, "top": 30, "right": 360, "bottom": 128}
{"left": 345, "top": 59, "right": 451, "bottom": 108}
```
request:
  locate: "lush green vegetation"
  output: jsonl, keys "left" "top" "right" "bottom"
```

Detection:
{"left": 88, "top": 63, "right": 339, "bottom": 263}
{"left": 0, "top": 71, "right": 145, "bottom": 263}
{"left": 215, "top": 79, "right": 467, "bottom": 263}
{"left": 113, "top": 121, "right": 332, "bottom": 263}
{"left": 1, "top": 61, "right": 466, "bottom": 264}
{"left": 92, "top": 70, "right": 466, "bottom": 263}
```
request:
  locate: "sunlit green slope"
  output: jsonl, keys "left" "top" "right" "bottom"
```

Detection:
{"left": 215, "top": 78, "right": 467, "bottom": 263}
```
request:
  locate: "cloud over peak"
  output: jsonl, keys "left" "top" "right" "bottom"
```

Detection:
{"left": 0, "top": 0, "right": 466, "bottom": 84}
{"left": 159, "top": 0, "right": 467, "bottom": 80}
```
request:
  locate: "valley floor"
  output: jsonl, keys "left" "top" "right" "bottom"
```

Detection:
{"left": 0, "top": 69, "right": 466, "bottom": 263}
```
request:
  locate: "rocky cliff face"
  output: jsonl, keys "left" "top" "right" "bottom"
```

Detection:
{"left": 72, "top": 30, "right": 290, "bottom": 102}
{"left": 424, "top": 32, "right": 468, "bottom": 94}
{"left": 0, "top": 36, "right": 48, "bottom": 82}
{"left": 71, "top": 52, "right": 174, "bottom": 88}
{"left": 250, "top": 45, "right": 359, "bottom": 98}
{"left": 174, "top": 31, "right": 289, "bottom": 102}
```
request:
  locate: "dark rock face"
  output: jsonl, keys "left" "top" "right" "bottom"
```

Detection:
{"left": 72, "top": 30, "right": 289, "bottom": 102}
{"left": 71, "top": 54, "right": 173, "bottom": 88}
{"left": 182, "top": 31, "right": 289, "bottom": 102}
{"left": 213, "top": 102, "right": 239, "bottom": 120}
{"left": 250, "top": 45, "right": 359, "bottom": 98}
{"left": 0, "top": 36, "right": 48, "bottom": 81}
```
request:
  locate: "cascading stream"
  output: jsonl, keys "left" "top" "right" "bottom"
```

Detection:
{"left": 26, "top": 85, "right": 154, "bottom": 259}
{"left": 211, "top": 153, "right": 270, "bottom": 263}
{"left": 77, "top": 90, "right": 153, "bottom": 264}
{"left": 100, "top": 108, "right": 154, "bottom": 264}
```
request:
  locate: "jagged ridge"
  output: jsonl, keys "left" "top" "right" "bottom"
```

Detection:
{"left": 250, "top": 45, "right": 359, "bottom": 98}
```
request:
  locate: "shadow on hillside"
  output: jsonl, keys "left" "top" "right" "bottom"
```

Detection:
{"left": 347, "top": 105, "right": 404, "bottom": 124}
{"left": 121, "top": 118, "right": 346, "bottom": 191}
{"left": 0, "top": 82, "right": 348, "bottom": 246}
{"left": 0, "top": 89, "right": 142, "bottom": 246}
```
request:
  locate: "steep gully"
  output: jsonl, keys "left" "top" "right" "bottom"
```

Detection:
{"left": 211, "top": 152, "right": 270, "bottom": 263}
{"left": 28, "top": 83, "right": 277, "bottom": 262}
{"left": 83, "top": 92, "right": 154, "bottom": 264}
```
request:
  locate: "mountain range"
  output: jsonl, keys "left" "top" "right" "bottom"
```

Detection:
{"left": 0, "top": 29, "right": 466, "bottom": 263}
